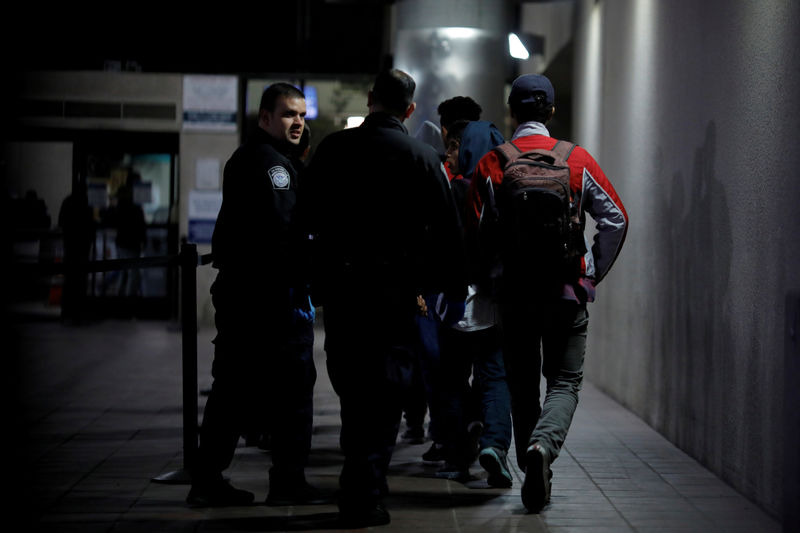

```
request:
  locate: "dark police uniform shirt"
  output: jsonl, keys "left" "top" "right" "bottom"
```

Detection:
{"left": 299, "top": 112, "right": 467, "bottom": 315}
{"left": 210, "top": 127, "right": 301, "bottom": 331}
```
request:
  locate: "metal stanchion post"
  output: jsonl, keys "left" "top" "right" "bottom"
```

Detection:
{"left": 181, "top": 242, "right": 199, "bottom": 475}
{"left": 785, "top": 290, "right": 800, "bottom": 533}
{"left": 152, "top": 242, "right": 198, "bottom": 484}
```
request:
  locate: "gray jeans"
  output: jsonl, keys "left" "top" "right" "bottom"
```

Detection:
{"left": 501, "top": 299, "right": 589, "bottom": 469}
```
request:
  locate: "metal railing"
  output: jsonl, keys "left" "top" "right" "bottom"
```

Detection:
{"left": 17, "top": 242, "right": 211, "bottom": 484}
{"left": 152, "top": 242, "right": 212, "bottom": 484}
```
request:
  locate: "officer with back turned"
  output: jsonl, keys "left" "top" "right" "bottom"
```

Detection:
{"left": 297, "top": 69, "right": 468, "bottom": 528}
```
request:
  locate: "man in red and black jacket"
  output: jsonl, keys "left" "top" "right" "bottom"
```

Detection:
{"left": 466, "top": 74, "right": 629, "bottom": 513}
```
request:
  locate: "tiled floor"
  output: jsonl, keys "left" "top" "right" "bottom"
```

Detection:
{"left": 10, "top": 313, "right": 781, "bottom": 532}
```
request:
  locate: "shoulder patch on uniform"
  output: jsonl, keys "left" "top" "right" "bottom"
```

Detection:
{"left": 268, "top": 166, "right": 291, "bottom": 190}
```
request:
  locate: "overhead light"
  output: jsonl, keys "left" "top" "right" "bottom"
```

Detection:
{"left": 346, "top": 116, "right": 364, "bottom": 128}
{"left": 508, "top": 33, "right": 530, "bottom": 60}
{"left": 440, "top": 27, "right": 481, "bottom": 40}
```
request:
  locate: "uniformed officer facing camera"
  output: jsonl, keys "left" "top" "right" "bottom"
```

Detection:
{"left": 187, "top": 83, "right": 324, "bottom": 508}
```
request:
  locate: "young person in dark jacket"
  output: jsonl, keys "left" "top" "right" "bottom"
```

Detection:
{"left": 438, "top": 96, "right": 483, "bottom": 182}
{"left": 436, "top": 120, "right": 514, "bottom": 487}
{"left": 297, "top": 69, "right": 467, "bottom": 528}
{"left": 187, "top": 83, "right": 322, "bottom": 508}
{"left": 412, "top": 96, "right": 486, "bottom": 466}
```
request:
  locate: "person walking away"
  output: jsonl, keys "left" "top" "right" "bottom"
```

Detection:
{"left": 435, "top": 119, "right": 513, "bottom": 486}
{"left": 413, "top": 95, "right": 486, "bottom": 465}
{"left": 466, "top": 74, "right": 628, "bottom": 512}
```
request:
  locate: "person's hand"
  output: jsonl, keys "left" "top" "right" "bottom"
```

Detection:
{"left": 293, "top": 295, "right": 315, "bottom": 324}
{"left": 290, "top": 288, "right": 316, "bottom": 324}
{"left": 416, "top": 294, "right": 428, "bottom": 317}
{"left": 435, "top": 295, "right": 465, "bottom": 327}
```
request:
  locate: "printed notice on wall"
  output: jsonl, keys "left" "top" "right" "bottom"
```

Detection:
{"left": 188, "top": 189, "right": 223, "bottom": 244}
{"left": 195, "top": 158, "right": 221, "bottom": 189}
{"left": 182, "top": 75, "right": 238, "bottom": 132}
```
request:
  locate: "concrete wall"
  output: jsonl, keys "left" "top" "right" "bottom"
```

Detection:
{"left": 572, "top": 0, "right": 800, "bottom": 519}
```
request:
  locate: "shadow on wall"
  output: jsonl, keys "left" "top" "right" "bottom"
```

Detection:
{"left": 654, "top": 121, "right": 737, "bottom": 474}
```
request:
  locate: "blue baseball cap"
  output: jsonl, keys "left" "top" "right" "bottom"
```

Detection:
{"left": 507, "top": 74, "right": 555, "bottom": 107}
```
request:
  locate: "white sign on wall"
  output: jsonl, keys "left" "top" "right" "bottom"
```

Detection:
{"left": 195, "top": 157, "right": 221, "bottom": 190}
{"left": 188, "top": 189, "right": 223, "bottom": 244}
{"left": 182, "top": 75, "right": 238, "bottom": 132}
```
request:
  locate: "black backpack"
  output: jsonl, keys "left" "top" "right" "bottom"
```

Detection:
{"left": 478, "top": 140, "right": 586, "bottom": 299}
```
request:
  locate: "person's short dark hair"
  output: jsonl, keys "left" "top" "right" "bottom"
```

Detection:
{"left": 371, "top": 69, "right": 415, "bottom": 116}
{"left": 259, "top": 82, "right": 305, "bottom": 113}
{"left": 445, "top": 119, "right": 470, "bottom": 145}
{"left": 437, "top": 96, "right": 482, "bottom": 130}
{"left": 509, "top": 97, "right": 554, "bottom": 124}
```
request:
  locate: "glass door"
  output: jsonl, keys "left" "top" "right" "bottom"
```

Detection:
{"left": 76, "top": 131, "right": 179, "bottom": 319}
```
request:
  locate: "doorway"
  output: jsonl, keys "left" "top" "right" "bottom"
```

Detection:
{"left": 74, "top": 130, "right": 180, "bottom": 319}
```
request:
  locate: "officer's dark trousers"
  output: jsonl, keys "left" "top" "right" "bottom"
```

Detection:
{"left": 322, "top": 302, "right": 415, "bottom": 512}
{"left": 196, "top": 308, "right": 315, "bottom": 487}
{"left": 501, "top": 297, "right": 588, "bottom": 470}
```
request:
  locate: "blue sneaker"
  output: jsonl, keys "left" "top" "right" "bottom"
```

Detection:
{"left": 478, "top": 447, "right": 513, "bottom": 488}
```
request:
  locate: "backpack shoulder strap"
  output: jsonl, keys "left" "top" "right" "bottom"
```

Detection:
{"left": 550, "top": 140, "right": 578, "bottom": 162}
{"left": 493, "top": 141, "right": 523, "bottom": 165}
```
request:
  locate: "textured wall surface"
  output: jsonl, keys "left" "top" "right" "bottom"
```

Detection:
{"left": 572, "top": 0, "right": 800, "bottom": 519}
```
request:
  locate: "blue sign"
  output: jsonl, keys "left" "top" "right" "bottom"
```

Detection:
{"left": 304, "top": 85, "right": 318, "bottom": 120}
{"left": 188, "top": 220, "right": 216, "bottom": 244}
